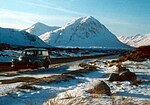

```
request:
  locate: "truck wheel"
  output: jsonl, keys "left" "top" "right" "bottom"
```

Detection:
{"left": 44, "top": 64, "right": 49, "bottom": 69}
{"left": 44, "top": 58, "right": 50, "bottom": 69}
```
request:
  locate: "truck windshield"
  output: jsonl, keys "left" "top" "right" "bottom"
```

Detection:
{"left": 25, "top": 51, "right": 36, "bottom": 56}
{"left": 22, "top": 50, "right": 48, "bottom": 56}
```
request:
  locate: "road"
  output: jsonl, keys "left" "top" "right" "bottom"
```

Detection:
{"left": 0, "top": 54, "right": 118, "bottom": 74}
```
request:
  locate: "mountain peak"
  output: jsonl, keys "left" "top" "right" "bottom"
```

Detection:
{"left": 59, "top": 16, "right": 105, "bottom": 33}
{"left": 75, "top": 16, "right": 96, "bottom": 22}
{"left": 25, "top": 22, "right": 59, "bottom": 36}
{"left": 80, "top": 16, "right": 98, "bottom": 22}
{"left": 34, "top": 22, "right": 44, "bottom": 25}
{"left": 32, "top": 22, "right": 49, "bottom": 27}
{"left": 67, "top": 16, "right": 100, "bottom": 25}
{"left": 40, "top": 16, "right": 130, "bottom": 49}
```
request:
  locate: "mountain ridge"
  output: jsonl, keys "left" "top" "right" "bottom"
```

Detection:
{"left": 40, "top": 16, "right": 131, "bottom": 49}
{"left": 25, "top": 22, "right": 60, "bottom": 36}
{"left": 117, "top": 34, "right": 150, "bottom": 47}
{"left": 0, "top": 27, "right": 50, "bottom": 47}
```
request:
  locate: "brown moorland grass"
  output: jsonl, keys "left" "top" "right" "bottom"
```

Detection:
{"left": 0, "top": 77, "right": 37, "bottom": 84}
{"left": 17, "top": 83, "right": 37, "bottom": 90}
{"left": 119, "top": 45, "right": 150, "bottom": 62}
{"left": 0, "top": 63, "right": 97, "bottom": 85}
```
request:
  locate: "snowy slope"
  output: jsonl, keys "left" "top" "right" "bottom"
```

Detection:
{"left": 0, "top": 27, "right": 49, "bottom": 47}
{"left": 118, "top": 34, "right": 150, "bottom": 47}
{"left": 25, "top": 22, "right": 59, "bottom": 36}
{"left": 40, "top": 16, "right": 131, "bottom": 49}
{"left": 0, "top": 58, "right": 149, "bottom": 105}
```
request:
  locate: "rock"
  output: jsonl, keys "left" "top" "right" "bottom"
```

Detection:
{"left": 106, "top": 61, "right": 114, "bottom": 67}
{"left": 115, "top": 65, "right": 130, "bottom": 73}
{"left": 131, "top": 80, "right": 142, "bottom": 86}
{"left": 78, "top": 62, "right": 97, "bottom": 70}
{"left": 85, "top": 65, "right": 97, "bottom": 70}
{"left": 119, "top": 71, "right": 137, "bottom": 82}
{"left": 88, "top": 81, "right": 111, "bottom": 95}
{"left": 17, "top": 83, "right": 37, "bottom": 90}
{"left": 109, "top": 73, "right": 120, "bottom": 81}
{"left": 78, "top": 62, "right": 88, "bottom": 68}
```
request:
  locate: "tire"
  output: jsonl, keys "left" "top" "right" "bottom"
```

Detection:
{"left": 44, "top": 60, "right": 49, "bottom": 68}
{"left": 44, "top": 64, "right": 49, "bottom": 69}
{"left": 44, "top": 58, "right": 50, "bottom": 69}
{"left": 44, "top": 60, "right": 50, "bottom": 69}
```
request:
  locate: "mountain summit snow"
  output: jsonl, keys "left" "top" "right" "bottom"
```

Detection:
{"left": 40, "top": 16, "right": 130, "bottom": 49}
{"left": 25, "top": 22, "right": 59, "bottom": 36}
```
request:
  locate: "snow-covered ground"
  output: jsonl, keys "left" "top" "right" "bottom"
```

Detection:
{"left": 0, "top": 57, "right": 150, "bottom": 105}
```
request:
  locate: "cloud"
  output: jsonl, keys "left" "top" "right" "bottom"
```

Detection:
{"left": 24, "top": 0, "right": 85, "bottom": 16}
{"left": 0, "top": 9, "right": 76, "bottom": 29}
{"left": 0, "top": 22, "right": 28, "bottom": 29}
{"left": 0, "top": 0, "right": 88, "bottom": 29}
{"left": 0, "top": 9, "right": 77, "bottom": 23}
{"left": 0, "top": 9, "right": 49, "bottom": 23}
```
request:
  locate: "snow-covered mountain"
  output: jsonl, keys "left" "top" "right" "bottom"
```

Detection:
{"left": 0, "top": 27, "right": 49, "bottom": 47}
{"left": 25, "top": 22, "right": 59, "bottom": 36}
{"left": 117, "top": 34, "right": 150, "bottom": 47}
{"left": 40, "top": 16, "right": 131, "bottom": 49}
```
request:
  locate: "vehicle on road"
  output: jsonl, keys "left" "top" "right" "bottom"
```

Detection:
{"left": 11, "top": 48, "right": 50, "bottom": 70}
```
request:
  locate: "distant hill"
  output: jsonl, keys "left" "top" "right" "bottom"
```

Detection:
{"left": 25, "top": 22, "right": 59, "bottom": 36}
{"left": 40, "top": 16, "right": 131, "bottom": 49}
{"left": 119, "top": 45, "right": 150, "bottom": 62}
{"left": 117, "top": 34, "right": 150, "bottom": 47}
{"left": 0, "top": 27, "right": 49, "bottom": 48}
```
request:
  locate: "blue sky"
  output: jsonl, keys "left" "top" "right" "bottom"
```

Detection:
{"left": 0, "top": 0, "right": 150, "bottom": 36}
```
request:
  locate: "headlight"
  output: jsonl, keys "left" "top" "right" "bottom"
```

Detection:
{"left": 18, "top": 57, "right": 22, "bottom": 61}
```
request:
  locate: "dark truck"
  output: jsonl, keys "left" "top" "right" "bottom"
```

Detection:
{"left": 11, "top": 48, "right": 50, "bottom": 70}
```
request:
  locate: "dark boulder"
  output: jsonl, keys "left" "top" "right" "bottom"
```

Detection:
{"left": 88, "top": 81, "right": 111, "bottom": 96}
{"left": 78, "top": 62, "right": 97, "bottom": 70}
{"left": 115, "top": 65, "right": 130, "bottom": 73}
{"left": 78, "top": 62, "right": 88, "bottom": 68}
{"left": 109, "top": 73, "right": 120, "bottom": 81}
{"left": 119, "top": 71, "right": 137, "bottom": 82}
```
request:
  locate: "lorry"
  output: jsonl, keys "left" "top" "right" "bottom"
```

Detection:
{"left": 11, "top": 48, "right": 50, "bottom": 70}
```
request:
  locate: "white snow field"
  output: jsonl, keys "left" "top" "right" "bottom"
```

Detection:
{"left": 0, "top": 58, "right": 149, "bottom": 105}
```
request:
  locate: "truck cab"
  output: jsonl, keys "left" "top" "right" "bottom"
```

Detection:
{"left": 11, "top": 48, "right": 50, "bottom": 70}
